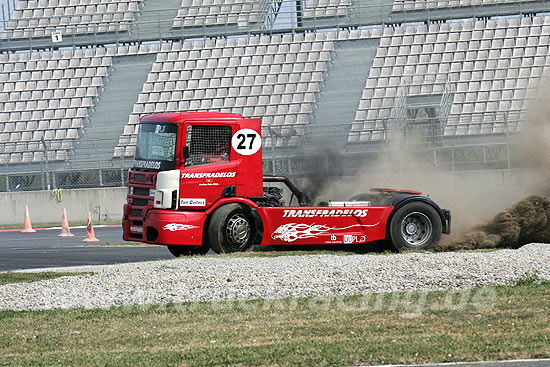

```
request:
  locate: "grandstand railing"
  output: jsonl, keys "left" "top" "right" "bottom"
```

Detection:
{"left": 2, "top": 0, "right": 550, "bottom": 52}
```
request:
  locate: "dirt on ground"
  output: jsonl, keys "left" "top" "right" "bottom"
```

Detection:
{"left": 437, "top": 195, "right": 550, "bottom": 251}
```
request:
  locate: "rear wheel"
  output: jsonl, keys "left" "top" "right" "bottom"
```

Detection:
{"left": 207, "top": 204, "right": 257, "bottom": 253}
{"left": 389, "top": 202, "right": 442, "bottom": 251}
{"left": 167, "top": 244, "right": 208, "bottom": 257}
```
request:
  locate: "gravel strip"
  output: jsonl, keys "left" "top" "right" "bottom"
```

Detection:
{"left": 1, "top": 243, "right": 549, "bottom": 311}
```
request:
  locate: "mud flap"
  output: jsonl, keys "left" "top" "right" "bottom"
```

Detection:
{"left": 442, "top": 209, "right": 451, "bottom": 235}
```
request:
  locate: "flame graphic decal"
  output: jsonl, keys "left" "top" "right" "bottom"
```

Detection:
{"left": 271, "top": 222, "right": 379, "bottom": 243}
{"left": 163, "top": 224, "right": 199, "bottom": 232}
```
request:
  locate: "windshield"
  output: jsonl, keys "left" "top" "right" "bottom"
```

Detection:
{"left": 134, "top": 123, "right": 178, "bottom": 170}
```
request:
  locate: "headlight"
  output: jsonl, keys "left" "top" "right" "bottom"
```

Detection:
{"left": 149, "top": 189, "right": 156, "bottom": 197}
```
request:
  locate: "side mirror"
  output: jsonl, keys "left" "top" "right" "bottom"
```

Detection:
{"left": 183, "top": 146, "right": 190, "bottom": 160}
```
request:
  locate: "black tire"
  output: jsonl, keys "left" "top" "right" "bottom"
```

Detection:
{"left": 389, "top": 202, "right": 442, "bottom": 251}
{"left": 207, "top": 204, "right": 257, "bottom": 253}
{"left": 167, "top": 244, "right": 208, "bottom": 257}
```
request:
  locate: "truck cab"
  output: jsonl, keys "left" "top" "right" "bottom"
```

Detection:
{"left": 124, "top": 113, "right": 262, "bottom": 248}
{"left": 123, "top": 112, "right": 450, "bottom": 256}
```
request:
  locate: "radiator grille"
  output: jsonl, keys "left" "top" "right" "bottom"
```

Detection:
{"left": 133, "top": 187, "right": 150, "bottom": 196}
{"left": 134, "top": 174, "right": 146, "bottom": 182}
{"left": 132, "top": 198, "right": 148, "bottom": 206}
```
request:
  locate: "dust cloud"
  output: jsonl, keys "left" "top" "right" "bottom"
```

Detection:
{"left": 436, "top": 78, "right": 550, "bottom": 250}
{"left": 309, "top": 77, "right": 550, "bottom": 250}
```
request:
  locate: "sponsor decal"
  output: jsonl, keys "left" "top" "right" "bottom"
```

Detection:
{"left": 181, "top": 172, "right": 236, "bottom": 179}
{"left": 344, "top": 234, "right": 367, "bottom": 244}
{"left": 130, "top": 226, "right": 143, "bottom": 233}
{"left": 232, "top": 128, "right": 261, "bottom": 156}
{"left": 271, "top": 222, "right": 379, "bottom": 243}
{"left": 330, "top": 234, "right": 337, "bottom": 241}
{"left": 199, "top": 178, "right": 220, "bottom": 187}
{"left": 134, "top": 160, "right": 161, "bottom": 170}
{"left": 282, "top": 209, "right": 369, "bottom": 218}
{"left": 163, "top": 224, "right": 199, "bottom": 232}
{"left": 180, "top": 198, "right": 206, "bottom": 207}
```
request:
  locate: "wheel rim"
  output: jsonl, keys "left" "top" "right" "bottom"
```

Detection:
{"left": 400, "top": 212, "right": 432, "bottom": 247}
{"left": 225, "top": 214, "right": 250, "bottom": 250}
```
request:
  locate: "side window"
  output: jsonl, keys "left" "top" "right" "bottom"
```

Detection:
{"left": 185, "top": 125, "right": 232, "bottom": 167}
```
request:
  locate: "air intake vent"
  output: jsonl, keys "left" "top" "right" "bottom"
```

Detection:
{"left": 132, "top": 198, "right": 148, "bottom": 206}
{"left": 134, "top": 174, "right": 146, "bottom": 182}
{"left": 133, "top": 188, "right": 150, "bottom": 196}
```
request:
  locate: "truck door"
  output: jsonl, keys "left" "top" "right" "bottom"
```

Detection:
{"left": 179, "top": 124, "right": 237, "bottom": 209}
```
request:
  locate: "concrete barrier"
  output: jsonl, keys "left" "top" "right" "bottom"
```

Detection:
{"left": 0, "top": 169, "right": 529, "bottom": 226}
{"left": 0, "top": 187, "right": 127, "bottom": 225}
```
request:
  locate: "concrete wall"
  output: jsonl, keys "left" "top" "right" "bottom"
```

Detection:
{"left": 0, "top": 187, "right": 127, "bottom": 225}
{"left": 0, "top": 168, "right": 529, "bottom": 226}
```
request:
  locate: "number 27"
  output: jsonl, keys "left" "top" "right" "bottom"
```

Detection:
{"left": 236, "top": 133, "right": 256, "bottom": 150}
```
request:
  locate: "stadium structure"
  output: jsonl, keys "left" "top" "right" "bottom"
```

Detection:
{"left": 0, "top": 0, "right": 548, "bottom": 191}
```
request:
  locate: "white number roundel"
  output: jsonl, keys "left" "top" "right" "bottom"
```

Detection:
{"left": 231, "top": 129, "right": 261, "bottom": 156}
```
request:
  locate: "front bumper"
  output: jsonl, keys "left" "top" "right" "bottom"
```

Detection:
{"left": 123, "top": 208, "right": 207, "bottom": 246}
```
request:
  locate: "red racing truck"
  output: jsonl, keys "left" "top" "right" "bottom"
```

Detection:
{"left": 123, "top": 112, "right": 450, "bottom": 256}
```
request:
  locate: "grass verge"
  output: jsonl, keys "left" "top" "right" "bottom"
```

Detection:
{"left": 0, "top": 272, "right": 93, "bottom": 285}
{"left": 1, "top": 280, "right": 549, "bottom": 366}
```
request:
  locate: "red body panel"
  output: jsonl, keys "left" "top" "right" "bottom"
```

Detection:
{"left": 233, "top": 118, "right": 263, "bottom": 198}
{"left": 179, "top": 160, "right": 238, "bottom": 209}
{"left": 177, "top": 117, "right": 263, "bottom": 209}
{"left": 144, "top": 209, "right": 207, "bottom": 246}
{"left": 257, "top": 206, "right": 393, "bottom": 245}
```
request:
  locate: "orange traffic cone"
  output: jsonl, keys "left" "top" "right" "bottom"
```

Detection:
{"left": 58, "top": 208, "right": 75, "bottom": 237}
{"left": 82, "top": 212, "right": 100, "bottom": 243}
{"left": 21, "top": 205, "right": 36, "bottom": 233}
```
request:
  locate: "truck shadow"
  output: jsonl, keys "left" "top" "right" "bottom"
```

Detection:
{"left": 250, "top": 240, "right": 391, "bottom": 254}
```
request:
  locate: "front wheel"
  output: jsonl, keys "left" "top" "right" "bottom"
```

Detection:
{"left": 389, "top": 202, "right": 442, "bottom": 251}
{"left": 207, "top": 204, "right": 257, "bottom": 253}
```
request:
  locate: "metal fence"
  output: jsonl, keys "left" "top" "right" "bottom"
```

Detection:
{"left": 262, "top": 117, "right": 521, "bottom": 178}
{"left": 0, "top": 115, "right": 522, "bottom": 192}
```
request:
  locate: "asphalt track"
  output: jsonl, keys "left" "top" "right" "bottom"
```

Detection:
{"left": 0, "top": 226, "right": 172, "bottom": 271}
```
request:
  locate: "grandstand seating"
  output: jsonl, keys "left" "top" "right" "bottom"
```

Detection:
{"left": 172, "top": 0, "right": 269, "bottom": 28}
{"left": 303, "top": 0, "right": 352, "bottom": 18}
{"left": 349, "top": 15, "right": 550, "bottom": 143}
{"left": 0, "top": 0, "right": 548, "bottom": 168}
{"left": 0, "top": 47, "right": 114, "bottom": 164}
{"left": 392, "top": 0, "right": 539, "bottom": 12}
{"left": 2, "top": 0, "right": 143, "bottom": 39}
{"left": 114, "top": 33, "right": 336, "bottom": 158}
